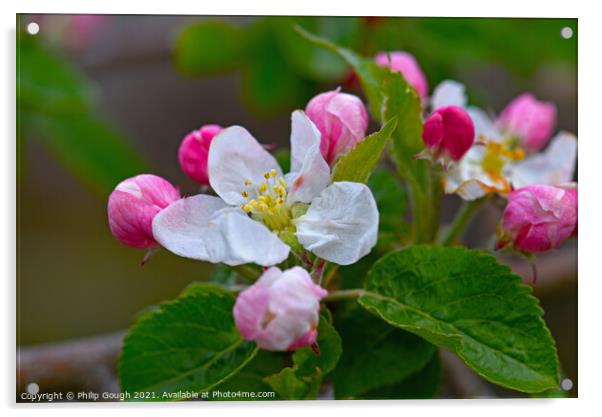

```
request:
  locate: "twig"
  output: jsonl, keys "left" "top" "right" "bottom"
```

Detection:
{"left": 17, "top": 330, "right": 126, "bottom": 400}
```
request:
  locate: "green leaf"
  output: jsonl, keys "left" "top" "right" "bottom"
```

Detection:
{"left": 119, "top": 283, "right": 258, "bottom": 399}
{"left": 332, "top": 307, "right": 436, "bottom": 398}
{"left": 209, "top": 264, "right": 238, "bottom": 286}
{"left": 379, "top": 62, "right": 439, "bottom": 243}
{"left": 359, "top": 245, "right": 560, "bottom": 393}
{"left": 292, "top": 315, "right": 342, "bottom": 376}
{"left": 210, "top": 350, "right": 284, "bottom": 400}
{"left": 18, "top": 36, "right": 148, "bottom": 195}
{"left": 242, "top": 22, "right": 313, "bottom": 116}
{"left": 17, "top": 36, "right": 91, "bottom": 114}
{"left": 264, "top": 368, "right": 321, "bottom": 400}
{"left": 175, "top": 20, "right": 245, "bottom": 75}
{"left": 295, "top": 26, "right": 384, "bottom": 120}
{"left": 274, "top": 17, "right": 362, "bottom": 82}
{"left": 26, "top": 112, "right": 148, "bottom": 195}
{"left": 368, "top": 168, "right": 408, "bottom": 244}
{"left": 263, "top": 313, "right": 341, "bottom": 400}
{"left": 331, "top": 117, "right": 397, "bottom": 184}
{"left": 361, "top": 351, "right": 442, "bottom": 399}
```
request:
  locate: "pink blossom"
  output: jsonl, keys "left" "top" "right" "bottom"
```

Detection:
{"left": 375, "top": 51, "right": 428, "bottom": 100}
{"left": 178, "top": 124, "right": 223, "bottom": 185}
{"left": 497, "top": 184, "right": 577, "bottom": 253}
{"left": 108, "top": 174, "right": 180, "bottom": 249}
{"left": 233, "top": 266, "right": 327, "bottom": 351}
{"left": 421, "top": 106, "right": 475, "bottom": 162}
{"left": 305, "top": 90, "right": 369, "bottom": 165}
{"left": 497, "top": 93, "right": 557, "bottom": 152}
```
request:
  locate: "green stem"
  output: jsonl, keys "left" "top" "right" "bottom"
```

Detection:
{"left": 440, "top": 196, "right": 490, "bottom": 246}
{"left": 323, "top": 289, "right": 366, "bottom": 302}
{"left": 232, "top": 265, "right": 262, "bottom": 282}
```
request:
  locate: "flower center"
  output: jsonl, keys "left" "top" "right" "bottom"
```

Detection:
{"left": 241, "top": 170, "right": 292, "bottom": 231}
{"left": 481, "top": 141, "right": 525, "bottom": 182}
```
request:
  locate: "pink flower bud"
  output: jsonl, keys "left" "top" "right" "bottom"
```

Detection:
{"left": 375, "top": 51, "right": 428, "bottom": 100}
{"left": 422, "top": 106, "right": 475, "bottom": 162}
{"left": 178, "top": 125, "right": 223, "bottom": 185}
{"left": 233, "top": 266, "right": 327, "bottom": 351}
{"left": 497, "top": 184, "right": 577, "bottom": 253}
{"left": 563, "top": 185, "right": 578, "bottom": 237}
{"left": 107, "top": 174, "right": 180, "bottom": 249}
{"left": 497, "top": 93, "right": 557, "bottom": 152}
{"left": 305, "top": 90, "right": 369, "bottom": 165}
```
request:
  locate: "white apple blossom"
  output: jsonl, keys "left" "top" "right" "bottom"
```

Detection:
{"left": 152, "top": 111, "right": 379, "bottom": 267}
{"left": 430, "top": 80, "right": 577, "bottom": 201}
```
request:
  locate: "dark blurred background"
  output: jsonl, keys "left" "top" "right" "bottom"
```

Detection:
{"left": 17, "top": 15, "right": 577, "bottom": 393}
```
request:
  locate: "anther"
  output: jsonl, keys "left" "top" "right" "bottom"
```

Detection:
{"left": 270, "top": 169, "right": 278, "bottom": 178}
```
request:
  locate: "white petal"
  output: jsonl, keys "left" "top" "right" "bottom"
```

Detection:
{"left": 431, "top": 80, "right": 467, "bottom": 110}
{"left": 510, "top": 132, "right": 577, "bottom": 189}
{"left": 443, "top": 147, "right": 511, "bottom": 201}
{"left": 290, "top": 110, "right": 323, "bottom": 173}
{"left": 286, "top": 145, "right": 330, "bottom": 205}
{"left": 294, "top": 182, "right": 378, "bottom": 265}
{"left": 467, "top": 106, "right": 502, "bottom": 142}
{"left": 208, "top": 126, "right": 282, "bottom": 206}
{"left": 286, "top": 111, "right": 330, "bottom": 204}
{"left": 152, "top": 195, "right": 290, "bottom": 266}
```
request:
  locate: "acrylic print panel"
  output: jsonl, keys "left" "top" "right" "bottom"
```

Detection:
{"left": 16, "top": 14, "right": 577, "bottom": 402}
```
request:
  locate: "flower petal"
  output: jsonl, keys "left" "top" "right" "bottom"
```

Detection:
{"left": 294, "top": 182, "right": 378, "bottom": 265}
{"left": 467, "top": 106, "right": 502, "bottom": 142}
{"left": 208, "top": 126, "right": 282, "bottom": 206}
{"left": 431, "top": 80, "right": 467, "bottom": 110}
{"left": 443, "top": 146, "right": 511, "bottom": 201}
{"left": 290, "top": 110, "right": 323, "bottom": 173}
{"left": 287, "top": 111, "right": 330, "bottom": 204}
{"left": 152, "top": 195, "right": 290, "bottom": 266}
{"left": 510, "top": 132, "right": 577, "bottom": 189}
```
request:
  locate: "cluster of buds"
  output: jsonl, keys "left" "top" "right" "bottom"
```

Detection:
{"left": 107, "top": 90, "right": 371, "bottom": 352}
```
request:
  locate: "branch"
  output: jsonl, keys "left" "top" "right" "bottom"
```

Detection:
{"left": 17, "top": 330, "right": 126, "bottom": 399}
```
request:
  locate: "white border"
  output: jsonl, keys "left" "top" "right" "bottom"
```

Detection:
{"left": 3, "top": 1, "right": 600, "bottom": 416}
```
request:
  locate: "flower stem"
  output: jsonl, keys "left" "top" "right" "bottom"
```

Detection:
{"left": 323, "top": 289, "right": 366, "bottom": 302}
{"left": 232, "top": 264, "right": 262, "bottom": 282}
{"left": 440, "top": 196, "right": 490, "bottom": 246}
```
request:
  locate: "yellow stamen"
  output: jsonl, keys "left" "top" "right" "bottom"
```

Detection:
{"left": 239, "top": 171, "right": 292, "bottom": 231}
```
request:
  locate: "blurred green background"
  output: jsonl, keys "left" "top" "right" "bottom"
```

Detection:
{"left": 17, "top": 14, "right": 577, "bottom": 394}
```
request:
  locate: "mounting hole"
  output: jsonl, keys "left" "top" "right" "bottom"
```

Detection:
{"left": 26, "top": 382, "right": 40, "bottom": 395}
{"left": 560, "top": 26, "right": 573, "bottom": 39}
{"left": 560, "top": 378, "right": 573, "bottom": 391}
{"left": 26, "top": 22, "right": 40, "bottom": 35}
